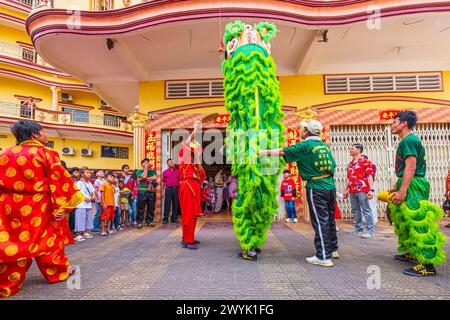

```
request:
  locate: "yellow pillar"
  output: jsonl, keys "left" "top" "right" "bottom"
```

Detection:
{"left": 128, "top": 111, "right": 148, "bottom": 170}
{"left": 50, "top": 86, "right": 60, "bottom": 111}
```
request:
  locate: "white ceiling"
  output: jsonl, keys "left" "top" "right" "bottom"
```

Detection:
{"left": 34, "top": 12, "right": 450, "bottom": 114}
{"left": 306, "top": 12, "right": 450, "bottom": 74}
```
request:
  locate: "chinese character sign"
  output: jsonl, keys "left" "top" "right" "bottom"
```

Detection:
{"left": 213, "top": 114, "right": 231, "bottom": 124}
{"left": 287, "top": 128, "right": 302, "bottom": 203}
{"left": 145, "top": 131, "right": 157, "bottom": 170}
{"left": 379, "top": 110, "right": 401, "bottom": 120}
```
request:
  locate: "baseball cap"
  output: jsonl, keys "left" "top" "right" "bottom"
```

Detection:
{"left": 300, "top": 120, "right": 323, "bottom": 135}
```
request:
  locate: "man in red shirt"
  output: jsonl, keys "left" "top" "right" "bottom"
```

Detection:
{"left": 280, "top": 169, "right": 298, "bottom": 223}
{"left": 178, "top": 120, "right": 206, "bottom": 250}
{"left": 344, "top": 143, "right": 375, "bottom": 239}
{"left": 162, "top": 159, "right": 180, "bottom": 224}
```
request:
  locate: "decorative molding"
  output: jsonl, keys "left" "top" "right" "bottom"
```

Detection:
{"left": 0, "top": 54, "right": 72, "bottom": 77}
{"left": 128, "top": 112, "right": 148, "bottom": 128}
{"left": 311, "top": 95, "right": 450, "bottom": 110}
{"left": 0, "top": 68, "right": 91, "bottom": 91}
{"left": 296, "top": 107, "right": 317, "bottom": 121}
{"left": 151, "top": 101, "right": 297, "bottom": 115}
{"left": 58, "top": 101, "right": 95, "bottom": 110}
{"left": 15, "top": 41, "right": 34, "bottom": 49}
{"left": 0, "top": 11, "right": 26, "bottom": 26}
{"left": 0, "top": 0, "right": 31, "bottom": 13}
{"left": 14, "top": 94, "right": 42, "bottom": 102}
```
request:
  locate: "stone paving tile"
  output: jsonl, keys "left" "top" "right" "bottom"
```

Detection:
{"left": 6, "top": 220, "right": 450, "bottom": 300}
{"left": 273, "top": 221, "right": 450, "bottom": 300}
{"left": 9, "top": 224, "right": 179, "bottom": 300}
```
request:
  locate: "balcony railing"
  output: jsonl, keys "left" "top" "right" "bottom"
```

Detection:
{"left": 31, "top": 0, "right": 53, "bottom": 9}
{"left": 70, "top": 113, "right": 121, "bottom": 128}
{"left": 0, "top": 101, "right": 131, "bottom": 132}
{"left": 0, "top": 41, "right": 53, "bottom": 68}
{"left": 15, "top": 0, "right": 33, "bottom": 6}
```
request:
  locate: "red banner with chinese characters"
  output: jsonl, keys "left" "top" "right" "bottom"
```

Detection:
{"left": 380, "top": 110, "right": 401, "bottom": 120}
{"left": 145, "top": 131, "right": 157, "bottom": 170}
{"left": 287, "top": 128, "right": 302, "bottom": 203}
{"left": 213, "top": 114, "right": 230, "bottom": 124}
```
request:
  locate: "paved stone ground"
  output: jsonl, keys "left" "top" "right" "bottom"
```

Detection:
{"left": 7, "top": 218, "right": 450, "bottom": 300}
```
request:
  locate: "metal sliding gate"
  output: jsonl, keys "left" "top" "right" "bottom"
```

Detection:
{"left": 330, "top": 123, "right": 450, "bottom": 219}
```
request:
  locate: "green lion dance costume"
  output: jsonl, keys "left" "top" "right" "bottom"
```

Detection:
{"left": 222, "top": 21, "right": 285, "bottom": 261}
{"left": 379, "top": 132, "right": 446, "bottom": 276}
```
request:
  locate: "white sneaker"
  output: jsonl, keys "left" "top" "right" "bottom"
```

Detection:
{"left": 293, "top": 218, "right": 298, "bottom": 223}
{"left": 285, "top": 218, "right": 292, "bottom": 223}
{"left": 74, "top": 235, "right": 85, "bottom": 242}
{"left": 83, "top": 232, "right": 93, "bottom": 239}
{"left": 306, "top": 255, "right": 334, "bottom": 267}
{"left": 108, "top": 230, "right": 115, "bottom": 235}
{"left": 361, "top": 233, "right": 374, "bottom": 239}
{"left": 332, "top": 251, "right": 340, "bottom": 259}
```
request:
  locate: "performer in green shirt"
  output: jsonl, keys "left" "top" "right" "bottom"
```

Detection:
{"left": 260, "top": 120, "right": 339, "bottom": 267}
{"left": 135, "top": 158, "right": 158, "bottom": 229}
{"left": 389, "top": 110, "right": 446, "bottom": 277}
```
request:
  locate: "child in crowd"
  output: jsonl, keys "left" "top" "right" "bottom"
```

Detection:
{"left": 113, "top": 175, "right": 122, "bottom": 231}
{"left": 201, "top": 182, "right": 211, "bottom": 214}
{"left": 207, "top": 176, "right": 216, "bottom": 213}
{"left": 280, "top": 169, "right": 298, "bottom": 223}
{"left": 119, "top": 180, "right": 131, "bottom": 227}
{"left": 100, "top": 172, "right": 116, "bottom": 236}
{"left": 129, "top": 171, "right": 138, "bottom": 225}
{"left": 74, "top": 168, "right": 96, "bottom": 242}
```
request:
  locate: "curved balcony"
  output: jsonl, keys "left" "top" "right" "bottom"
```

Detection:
{"left": 0, "top": 100, "right": 133, "bottom": 134}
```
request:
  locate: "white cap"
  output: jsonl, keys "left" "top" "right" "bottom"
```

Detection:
{"left": 300, "top": 120, "right": 323, "bottom": 135}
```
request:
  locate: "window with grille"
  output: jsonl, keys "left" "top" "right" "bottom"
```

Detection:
{"left": 92, "top": 0, "right": 113, "bottom": 11}
{"left": 101, "top": 146, "right": 129, "bottom": 159}
{"left": 166, "top": 80, "right": 224, "bottom": 98}
{"left": 62, "top": 107, "right": 89, "bottom": 124}
{"left": 325, "top": 72, "right": 442, "bottom": 94}
{"left": 103, "top": 114, "right": 121, "bottom": 128}
{"left": 20, "top": 102, "right": 34, "bottom": 119}
{"left": 21, "top": 48, "right": 35, "bottom": 62}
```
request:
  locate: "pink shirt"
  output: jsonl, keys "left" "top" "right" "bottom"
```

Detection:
{"left": 94, "top": 178, "right": 106, "bottom": 203}
{"left": 162, "top": 167, "right": 180, "bottom": 187}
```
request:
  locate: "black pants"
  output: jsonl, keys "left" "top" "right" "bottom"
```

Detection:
{"left": 306, "top": 188, "right": 338, "bottom": 260}
{"left": 137, "top": 191, "right": 156, "bottom": 224}
{"left": 68, "top": 210, "right": 75, "bottom": 232}
{"left": 163, "top": 187, "right": 179, "bottom": 222}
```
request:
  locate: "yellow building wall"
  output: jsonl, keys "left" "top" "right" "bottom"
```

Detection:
{"left": 0, "top": 76, "right": 53, "bottom": 106}
{"left": 0, "top": 133, "right": 133, "bottom": 170}
{"left": 0, "top": 77, "right": 118, "bottom": 115}
{"left": 59, "top": 89, "right": 107, "bottom": 114}
{"left": 279, "top": 72, "right": 450, "bottom": 109}
{"left": 0, "top": 24, "right": 31, "bottom": 44}
{"left": 139, "top": 71, "right": 450, "bottom": 114}
{"left": 139, "top": 81, "right": 223, "bottom": 113}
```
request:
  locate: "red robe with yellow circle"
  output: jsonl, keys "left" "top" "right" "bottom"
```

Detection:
{"left": 0, "top": 140, "right": 85, "bottom": 263}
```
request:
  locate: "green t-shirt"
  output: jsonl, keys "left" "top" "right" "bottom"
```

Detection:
{"left": 395, "top": 133, "right": 426, "bottom": 177}
{"left": 120, "top": 187, "right": 131, "bottom": 204}
{"left": 136, "top": 169, "right": 157, "bottom": 191}
{"left": 283, "top": 137, "right": 336, "bottom": 190}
